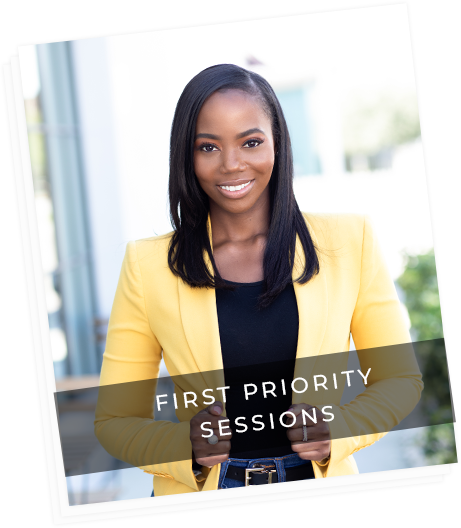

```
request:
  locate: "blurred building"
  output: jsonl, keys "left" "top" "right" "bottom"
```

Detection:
{"left": 21, "top": 27, "right": 430, "bottom": 383}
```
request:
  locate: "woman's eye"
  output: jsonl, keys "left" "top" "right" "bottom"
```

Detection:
{"left": 200, "top": 144, "right": 218, "bottom": 152}
{"left": 244, "top": 139, "right": 262, "bottom": 148}
{"left": 198, "top": 140, "right": 261, "bottom": 152}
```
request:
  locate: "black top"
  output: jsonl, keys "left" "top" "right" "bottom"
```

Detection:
{"left": 216, "top": 279, "right": 299, "bottom": 459}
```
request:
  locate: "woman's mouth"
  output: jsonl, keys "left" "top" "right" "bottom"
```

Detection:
{"left": 217, "top": 179, "right": 255, "bottom": 198}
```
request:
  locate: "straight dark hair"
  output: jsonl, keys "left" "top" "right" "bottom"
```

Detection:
{"left": 168, "top": 64, "right": 319, "bottom": 308}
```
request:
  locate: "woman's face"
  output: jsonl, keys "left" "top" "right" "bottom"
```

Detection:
{"left": 193, "top": 89, "right": 275, "bottom": 216}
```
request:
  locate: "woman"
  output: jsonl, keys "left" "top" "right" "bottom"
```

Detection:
{"left": 94, "top": 64, "right": 423, "bottom": 495}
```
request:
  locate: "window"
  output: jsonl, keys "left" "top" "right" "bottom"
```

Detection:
{"left": 275, "top": 85, "right": 320, "bottom": 176}
{"left": 24, "top": 43, "right": 100, "bottom": 377}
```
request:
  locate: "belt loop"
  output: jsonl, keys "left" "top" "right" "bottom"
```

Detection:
{"left": 275, "top": 458, "right": 285, "bottom": 483}
{"left": 218, "top": 459, "right": 231, "bottom": 489}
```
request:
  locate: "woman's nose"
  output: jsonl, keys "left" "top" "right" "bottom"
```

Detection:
{"left": 220, "top": 148, "right": 246, "bottom": 173}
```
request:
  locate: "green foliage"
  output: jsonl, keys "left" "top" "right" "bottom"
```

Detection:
{"left": 25, "top": 97, "right": 49, "bottom": 193}
{"left": 414, "top": 424, "right": 457, "bottom": 466}
{"left": 397, "top": 250, "right": 456, "bottom": 465}
{"left": 397, "top": 250, "right": 443, "bottom": 341}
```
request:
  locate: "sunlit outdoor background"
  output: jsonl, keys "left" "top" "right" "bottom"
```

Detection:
{"left": 19, "top": 7, "right": 454, "bottom": 506}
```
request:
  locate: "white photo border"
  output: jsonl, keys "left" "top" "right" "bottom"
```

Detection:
{"left": 5, "top": 4, "right": 457, "bottom": 521}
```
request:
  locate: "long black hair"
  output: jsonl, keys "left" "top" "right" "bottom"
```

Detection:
{"left": 168, "top": 63, "right": 319, "bottom": 308}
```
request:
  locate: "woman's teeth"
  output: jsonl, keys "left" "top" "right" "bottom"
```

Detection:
{"left": 219, "top": 181, "right": 251, "bottom": 192}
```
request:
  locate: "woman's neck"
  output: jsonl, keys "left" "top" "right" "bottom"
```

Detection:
{"left": 209, "top": 194, "right": 270, "bottom": 283}
{"left": 209, "top": 194, "right": 270, "bottom": 246}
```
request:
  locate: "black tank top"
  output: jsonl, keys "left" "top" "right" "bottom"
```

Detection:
{"left": 216, "top": 280, "right": 299, "bottom": 458}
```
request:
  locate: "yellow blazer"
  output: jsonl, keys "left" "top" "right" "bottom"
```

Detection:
{"left": 94, "top": 213, "right": 423, "bottom": 496}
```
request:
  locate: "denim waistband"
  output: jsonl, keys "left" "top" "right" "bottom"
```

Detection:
{"left": 224, "top": 453, "right": 306, "bottom": 467}
{"left": 218, "top": 453, "right": 312, "bottom": 488}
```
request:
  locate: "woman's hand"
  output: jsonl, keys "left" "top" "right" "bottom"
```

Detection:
{"left": 285, "top": 403, "right": 331, "bottom": 461}
{"left": 190, "top": 401, "right": 232, "bottom": 467}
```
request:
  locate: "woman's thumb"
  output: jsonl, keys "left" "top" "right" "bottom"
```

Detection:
{"left": 208, "top": 401, "right": 223, "bottom": 415}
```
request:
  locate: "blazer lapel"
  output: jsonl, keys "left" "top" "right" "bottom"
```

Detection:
{"left": 178, "top": 278, "right": 223, "bottom": 374}
{"left": 177, "top": 215, "right": 226, "bottom": 392}
{"left": 292, "top": 218, "right": 328, "bottom": 402}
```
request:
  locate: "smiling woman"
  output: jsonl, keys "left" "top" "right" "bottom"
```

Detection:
{"left": 167, "top": 64, "right": 319, "bottom": 304}
{"left": 194, "top": 91, "right": 274, "bottom": 208}
{"left": 94, "top": 64, "right": 423, "bottom": 496}
{"left": 193, "top": 90, "right": 276, "bottom": 283}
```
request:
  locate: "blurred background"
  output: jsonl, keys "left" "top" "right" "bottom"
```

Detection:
{"left": 18, "top": 7, "right": 454, "bottom": 505}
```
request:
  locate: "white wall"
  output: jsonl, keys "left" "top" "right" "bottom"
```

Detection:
{"left": 70, "top": 6, "right": 428, "bottom": 319}
{"left": 294, "top": 140, "right": 433, "bottom": 280}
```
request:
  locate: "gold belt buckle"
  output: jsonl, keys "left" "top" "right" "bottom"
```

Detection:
{"left": 245, "top": 465, "right": 277, "bottom": 486}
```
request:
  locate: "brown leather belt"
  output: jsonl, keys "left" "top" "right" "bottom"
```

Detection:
{"left": 225, "top": 462, "right": 315, "bottom": 486}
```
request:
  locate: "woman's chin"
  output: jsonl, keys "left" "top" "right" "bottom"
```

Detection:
{"left": 210, "top": 186, "right": 270, "bottom": 216}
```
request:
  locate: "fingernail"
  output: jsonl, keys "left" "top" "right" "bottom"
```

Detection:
{"left": 213, "top": 405, "right": 222, "bottom": 414}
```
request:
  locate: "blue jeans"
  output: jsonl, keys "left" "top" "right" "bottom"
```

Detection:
{"left": 218, "top": 453, "right": 320, "bottom": 508}
{"left": 150, "top": 454, "right": 313, "bottom": 495}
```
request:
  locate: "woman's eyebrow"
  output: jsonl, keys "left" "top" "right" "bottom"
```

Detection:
{"left": 195, "top": 128, "right": 265, "bottom": 141}
{"left": 236, "top": 128, "right": 265, "bottom": 139}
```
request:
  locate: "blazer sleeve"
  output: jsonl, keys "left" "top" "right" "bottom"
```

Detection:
{"left": 94, "top": 241, "right": 201, "bottom": 491}
{"left": 321, "top": 216, "right": 423, "bottom": 476}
